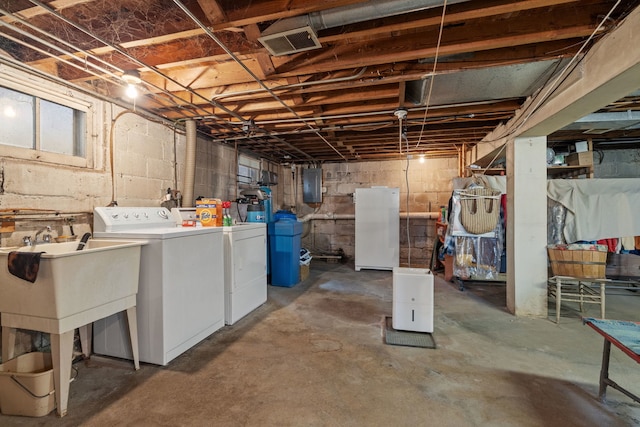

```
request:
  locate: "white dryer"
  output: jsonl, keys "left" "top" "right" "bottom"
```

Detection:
{"left": 223, "top": 223, "right": 267, "bottom": 325}
{"left": 92, "top": 207, "right": 224, "bottom": 365}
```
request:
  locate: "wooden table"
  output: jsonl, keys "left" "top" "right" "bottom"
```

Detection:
{"left": 584, "top": 318, "right": 640, "bottom": 403}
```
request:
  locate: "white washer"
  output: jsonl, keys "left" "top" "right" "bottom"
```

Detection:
{"left": 223, "top": 223, "right": 267, "bottom": 325}
{"left": 92, "top": 207, "right": 224, "bottom": 366}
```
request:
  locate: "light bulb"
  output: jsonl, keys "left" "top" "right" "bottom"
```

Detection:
{"left": 419, "top": 154, "right": 425, "bottom": 163}
{"left": 125, "top": 84, "right": 138, "bottom": 99}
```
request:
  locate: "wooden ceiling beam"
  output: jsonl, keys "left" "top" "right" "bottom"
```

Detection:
{"left": 0, "top": 0, "right": 93, "bottom": 22}
{"left": 196, "top": 0, "right": 228, "bottom": 25}
{"left": 275, "top": 25, "right": 598, "bottom": 75}
{"left": 318, "top": 0, "right": 582, "bottom": 44}
{"left": 242, "top": 23, "right": 276, "bottom": 79}
{"left": 156, "top": 97, "right": 520, "bottom": 124}
{"left": 210, "top": 0, "right": 367, "bottom": 30}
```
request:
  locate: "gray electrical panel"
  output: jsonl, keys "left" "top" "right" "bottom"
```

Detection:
{"left": 303, "top": 168, "right": 322, "bottom": 203}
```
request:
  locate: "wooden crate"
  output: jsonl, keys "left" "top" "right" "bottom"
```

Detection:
{"left": 548, "top": 247, "right": 606, "bottom": 278}
{"left": 606, "top": 253, "right": 640, "bottom": 279}
{"left": 565, "top": 151, "right": 593, "bottom": 166}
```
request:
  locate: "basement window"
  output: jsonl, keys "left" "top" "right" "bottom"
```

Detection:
{"left": 237, "top": 154, "right": 260, "bottom": 186}
{"left": 1, "top": 86, "right": 86, "bottom": 158}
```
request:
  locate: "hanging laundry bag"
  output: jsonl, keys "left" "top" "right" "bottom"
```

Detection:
{"left": 458, "top": 187, "right": 501, "bottom": 235}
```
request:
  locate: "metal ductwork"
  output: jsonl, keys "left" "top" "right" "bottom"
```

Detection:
{"left": 259, "top": 23, "right": 321, "bottom": 57}
{"left": 259, "top": 0, "right": 470, "bottom": 56}
{"left": 559, "top": 110, "right": 640, "bottom": 134}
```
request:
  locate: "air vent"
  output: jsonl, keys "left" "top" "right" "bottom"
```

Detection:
{"left": 258, "top": 26, "right": 321, "bottom": 56}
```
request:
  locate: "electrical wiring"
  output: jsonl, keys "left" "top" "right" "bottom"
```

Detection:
{"left": 513, "top": 0, "right": 623, "bottom": 134}
{"left": 108, "top": 108, "right": 184, "bottom": 205}
{"left": 475, "top": 0, "right": 624, "bottom": 173}
{"left": 399, "top": 0, "right": 448, "bottom": 266}
{"left": 415, "top": 0, "right": 449, "bottom": 150}
{"left": 23, "top": 0, "right": 246, "bottom": 132}
{"left": 171, "top": 0, "right": 347, "bottom": 162}
{"left": 404, "top": 139, "right": 412, "bottom": 266}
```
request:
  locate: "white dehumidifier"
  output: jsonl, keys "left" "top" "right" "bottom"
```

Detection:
{"left": 392, "top": 267, "right": 434, "bottom": 333}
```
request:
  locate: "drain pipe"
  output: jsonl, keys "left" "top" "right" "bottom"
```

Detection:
{"left": 183, "top": 120, "right": 197, "bottom": 207}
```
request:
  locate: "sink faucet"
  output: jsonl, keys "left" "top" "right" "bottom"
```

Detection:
{"left": 35, "top": 225, "right": 52, "bottom": 242}
{"left": 22, "top": 226, "right": 53, "bottom": 246}
{"left": 31, "top": 225, "right": 52, "bottom": 245}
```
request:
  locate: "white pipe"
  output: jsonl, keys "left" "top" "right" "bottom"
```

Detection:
{"left": 401, "top": 212, "right": 441, "bottom": 219}
{"left": 211, "top": 67, "right": 367, "bottom": 101}
{"left": 299, "top": 213, "right": 356, "bottom": 222}
{"left": 183, "top": 120, "right": 197, "bottom": 207}
{"left": 298, "top": 211, "right": 440, "bottom": 222}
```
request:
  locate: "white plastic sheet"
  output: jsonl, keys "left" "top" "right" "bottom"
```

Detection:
{"left": 547, "top": 179, "right": 640, "bottom": 243}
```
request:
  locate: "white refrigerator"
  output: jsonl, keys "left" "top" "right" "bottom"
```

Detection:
{"left": 355, "top": 187, "right": 399, "bottom": 271}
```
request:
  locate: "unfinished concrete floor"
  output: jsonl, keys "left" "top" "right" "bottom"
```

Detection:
{"left": 2, "top": 261, "right": 640, "bottom": 426}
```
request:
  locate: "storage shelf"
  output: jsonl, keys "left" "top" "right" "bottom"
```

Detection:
{"left": 547, "top": 164, "right": 593, "bottom": 178}
{"left": 465, "top": 164, "right": 593, "bottom": 178}
{"left": 465, "top": 167, "right": 505, "bottom": 176}
{"left": 468, "top": 142, "right": 595, "bottom": 179}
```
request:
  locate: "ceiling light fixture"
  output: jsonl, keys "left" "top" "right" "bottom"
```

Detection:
{"left": 394, "top": 108, "right": 408, "bottom": 155}
{"left": 125, "top": 84, "right": 138, "bottom": 99}
{"left": 122, "top": 70, "right": 141, "bottom": 99}
{"left": 393, "top": 108, "right": 408, "bottom": 120}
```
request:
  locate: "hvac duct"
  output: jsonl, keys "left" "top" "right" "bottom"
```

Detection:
{"left": 183, "top": 120, "right": 197, "bottom": 207}
{"left": 259, "top": 0, "right": 470, "bottom": 56}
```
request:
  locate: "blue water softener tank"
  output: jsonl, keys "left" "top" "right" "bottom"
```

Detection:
{"left": 268, "top": 218, "right": 303, "bottom": 287}
{"left": 246, "top": 204, "right": 265, "bottom": 223}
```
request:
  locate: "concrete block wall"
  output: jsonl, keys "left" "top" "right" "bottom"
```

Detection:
{"left": 594, "top": 148, "right": 640, "bottom": 178}
{"left": 0, "top": 67, "right": 236, "bottom": 359}
{"left": 297, "top": 157, "right": 458, "bottom": 267}
{"left": 193, "top": 140, "right": 237, "bottom": 203}
{"left": 0, "top": 158, "right": 110, "bottom": 213}
{"left": 113, "top": 111, "right": 184, "bottom": 206}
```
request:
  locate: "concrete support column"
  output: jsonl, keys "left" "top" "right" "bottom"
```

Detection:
{"left": 506, "top": 136, "right": 548, "bottom": 317}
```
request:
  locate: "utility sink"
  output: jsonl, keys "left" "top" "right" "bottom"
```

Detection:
{"left": 0, "top": 239, "right": 144, "bottom": 320}
{"left": 0, "top": 238, "right": 145, "bottom": 417}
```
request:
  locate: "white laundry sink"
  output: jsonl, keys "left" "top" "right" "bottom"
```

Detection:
{"left": 0, "top": 239, "right": 145, "bottom": 417}
{"left": 0, "top": 239, "right": 144, "bottom": 320}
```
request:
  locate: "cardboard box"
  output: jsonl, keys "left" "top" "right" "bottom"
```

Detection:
{"left": 196, "top": 198, "right": 220, "bottom": 226}
{"left": 300, "top": 263, "right": 310, "bottom": 281}
{"left": 575, "top": 140, "right": 589, "bottom": 153}
{"left": 566, "top": 151, "right": 593, "bottom": 166}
